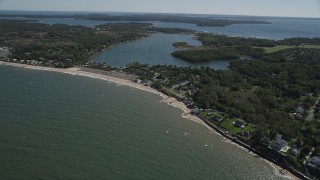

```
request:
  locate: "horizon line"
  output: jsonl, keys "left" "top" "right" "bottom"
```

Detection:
{"left": 0, "top": 9, "right": 320, "bottom": 19}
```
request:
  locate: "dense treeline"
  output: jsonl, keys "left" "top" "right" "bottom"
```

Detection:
{"left": 199, "top": 34, "right": 320, "bottom": 47}
{"left": 1, "top": 20, "right": 194, "bottom": 67}
{"left": 149, "top": 27, "right": 195, "bottom": 34}
{"left": 172, "top": 45, "right": 265, "bottom": 62}
{"left": 172, "top": 47, "right": 240, "bottom": 62}
{"left": 198, "top": 34, "right": 277, "bottom": 47}
{"left": 96, "top": 23, "right": 152, "bottom": 33}
{"left": 279, "top": 37, "right": 320, "bottom": 46}
{"left": 172, "top": 33, "right": 320, "bottom": 63}
{"left": 267, "top": 48, "right": 320, "bottom": 64}
{"left": 96, "top": 23, "right": 195, "bottom": 34}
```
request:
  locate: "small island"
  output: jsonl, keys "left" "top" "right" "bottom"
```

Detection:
{"left": 172, "top": 42, "right": 194, "bottom": 48}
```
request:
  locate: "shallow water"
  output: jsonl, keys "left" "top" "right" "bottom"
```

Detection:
{"left": 91, "top": 33, "right": 233, "bottom": 69}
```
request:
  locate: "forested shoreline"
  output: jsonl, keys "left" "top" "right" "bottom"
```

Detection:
{"left": 171, "top": 33, "right": 320, "bottom": 62}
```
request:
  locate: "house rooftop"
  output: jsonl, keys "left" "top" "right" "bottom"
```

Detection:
{"left": 307, "top": 156, "right": 320, "bottom": 169}
{"left": 272, "top": 139, "right": 288, "bottom": 152}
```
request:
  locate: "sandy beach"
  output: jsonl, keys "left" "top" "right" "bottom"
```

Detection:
{"left": 0, "top": 61, "right": 208, "bottom": 126}
{"left": 0, "top": 61, "right": 300, "bottom": 180}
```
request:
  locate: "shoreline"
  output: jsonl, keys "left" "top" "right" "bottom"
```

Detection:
{"left": 0, "top": 61, "right": 207, "bottom": 126}
{"left": 0, "top": 61, "right": 299, "bottom": 180}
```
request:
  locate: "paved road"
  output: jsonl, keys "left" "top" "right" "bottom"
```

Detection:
{"left": 306, "top": 95, "right": 320, "bottom": 121}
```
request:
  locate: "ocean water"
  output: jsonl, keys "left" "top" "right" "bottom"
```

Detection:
{"left": 154, "top": 18, "right": 320, "bottom": 40}
{"left": 0, "top": 65, "right": 282, "bottom": 179}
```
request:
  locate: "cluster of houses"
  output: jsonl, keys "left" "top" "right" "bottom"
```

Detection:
{"left": 264, "top": 133, "right": 320, "bottom": 170}
{"left": 13, "top": 59, "right": 42, "bottom": 65}
{"left": 201, "top": 110, "right": 252, "bottom": 137}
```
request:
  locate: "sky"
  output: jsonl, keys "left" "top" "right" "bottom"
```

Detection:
{"left": 0, "top": 0, "right": 320, "bottom": 18}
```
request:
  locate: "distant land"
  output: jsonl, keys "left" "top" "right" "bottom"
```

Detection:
{"left": 0, "top": 10, "right": 320, "bottom": 20}
{"left": 0, "top": 12, "right": 271, "bottom": 27}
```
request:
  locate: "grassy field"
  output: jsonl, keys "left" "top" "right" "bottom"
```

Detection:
{"left": 199, "top": 111, "right": 254, "bottom": 134}
{"left": 303, "top": 45, "right": 320, "bottom": 49}
{"left": 220, "top": 119, "right": 254, "bottom": 134}
{"left": 163, "top": 88, "right": 185, "bottom": 99}
{"left": 261, "top": 45, "right": 320, "bottom": 53}
{"left": 261, "top": 45, "right": 296, "bottom": 53}
{"left": 199, "top": 111, "right": 224, "bottom": 120}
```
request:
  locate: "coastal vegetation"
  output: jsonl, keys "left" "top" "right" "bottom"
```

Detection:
{"left": 171, "top": 47, "right": 240, "bottom": 62}
{"left": 0, "top": 20, "right": 193, "bottom": 67}
{"left": 172, "top": 42, "right": 193, "bottom": 48}
{"left": 262, "top": 45, "right": 320, "bottom": 53}
{"left": 0, "top": 20, "right": 152, "bottom": 67}
{"left": 171, "top": 33, "right": 320, "bottom": 62}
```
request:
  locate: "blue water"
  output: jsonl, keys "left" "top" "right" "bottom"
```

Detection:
{"left": 154, "top": 18, "right": 320, "bottom": 40}
{"left": 1, "top": 15, "right": 319, "bottom": 39}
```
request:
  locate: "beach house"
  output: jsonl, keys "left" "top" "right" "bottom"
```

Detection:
{"left": 272, "top": 134, "right": 289, "bottom": 152}
{"left": 307, "top": 156, "right": 320, "bottom": 169}
{"left": 233, "top": 119, "right": 246, "bottom": 129}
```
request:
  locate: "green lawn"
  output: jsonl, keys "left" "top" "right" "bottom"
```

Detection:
{"left": 260, "top": 45, "right": 320, "bottom": 54}
{"left": 303, "top": 45, "right": 320, "bottom": 49}
{"left": 199, "top": 110, "right": 224, "bottom": 121}
{"left": 261, "top": 45, "right": 295, "bottom": 53}
{"left": 199, "top": 111, "right": 254, "bottom": 135}
{"left": 163, "top": 88, "right": 185, "bottom": 99}
{"left": 220, "top": 118, "right": 254, "bottom": 134}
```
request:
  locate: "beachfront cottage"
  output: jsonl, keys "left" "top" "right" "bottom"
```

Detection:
{"left": 307, "top": 156, "right": 320, "bottom": 169}
{"left": 233, "top": 119, "right": 246, "bottom": 129}
{"left": 272, "top": 134, "right": 289, "bottom": 152}
{"left": 272, "top": 140, "right": 289, "bottom": 152}
{"left": 212, "top": 116, "right": 222, "bottom": 123}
